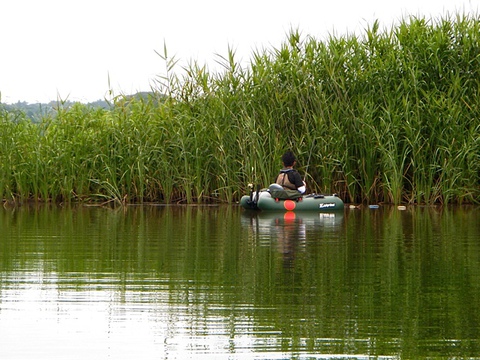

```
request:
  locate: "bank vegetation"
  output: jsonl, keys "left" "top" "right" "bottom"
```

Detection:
{"left": 1, "top": 14, "right": 479, "bottom": 205}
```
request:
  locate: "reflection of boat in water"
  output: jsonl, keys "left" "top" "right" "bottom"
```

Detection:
{"left": 241, "top": 211, "right": 344, "bottom": 268}
{"left": 241, "top": 210, "right": 344, "bottom": 241}
{"left": 243, "top": 210, "right": 343, "bottom": 226}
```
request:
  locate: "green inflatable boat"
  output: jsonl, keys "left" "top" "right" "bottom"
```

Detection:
{"left": 240, "top": 184, "right": 344, "bottom": 212}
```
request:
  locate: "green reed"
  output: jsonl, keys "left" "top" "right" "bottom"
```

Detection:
{"left": 0, "top": 13, "right": 479, "bottom": 205}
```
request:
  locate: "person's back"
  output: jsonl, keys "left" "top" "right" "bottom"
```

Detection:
{"left": 275, "top": 151, "right": 306, "bottom": 194}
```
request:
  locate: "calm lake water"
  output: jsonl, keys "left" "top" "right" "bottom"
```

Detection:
{"left": 0, "top": 204, "right": 479, "bottom": 359}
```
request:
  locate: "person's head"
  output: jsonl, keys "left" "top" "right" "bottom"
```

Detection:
{"left": 281, "top": 151, "right": 296, "bottom": 167}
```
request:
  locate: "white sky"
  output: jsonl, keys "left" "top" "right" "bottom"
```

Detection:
{"left": 1, "top": 0, "right": 478, "bottom": 104}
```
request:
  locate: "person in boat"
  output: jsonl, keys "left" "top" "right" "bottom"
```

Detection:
{"left": 275, "top": 151, "right": 306, "bottom": 194}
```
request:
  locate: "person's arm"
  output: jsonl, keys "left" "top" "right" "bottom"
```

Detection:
{"left": 292, "top": 171, "right": 306, "bottom": 194}
{"left": 297, "top": 184, "right": 306, "bottom": 194}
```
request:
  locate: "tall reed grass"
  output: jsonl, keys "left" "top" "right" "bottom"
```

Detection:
{"left": 1, "top": 13, "right": 479, "bottom": 205}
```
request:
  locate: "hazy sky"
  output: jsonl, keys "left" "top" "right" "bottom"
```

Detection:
{"left": 1, "top": 0, "right": 478, "bottom": 104}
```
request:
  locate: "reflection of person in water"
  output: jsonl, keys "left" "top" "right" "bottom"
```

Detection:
{"left": 274, "top": 212, "right": 306, "bottom": 269}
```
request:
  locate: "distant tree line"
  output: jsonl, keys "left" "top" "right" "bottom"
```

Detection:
{"left": 0, "top": 92, "right": 162, "bottom": 124}
{"left": 0, "top": 99, "right": 111, "bottom": 123}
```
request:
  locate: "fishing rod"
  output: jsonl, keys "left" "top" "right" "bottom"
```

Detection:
{"left": 303, "top": 138, "right": 316, "bottom": 188}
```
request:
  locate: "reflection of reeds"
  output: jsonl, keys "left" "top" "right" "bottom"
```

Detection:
{"left": 1, "top": 14, "right": 479, "bottom": 204}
